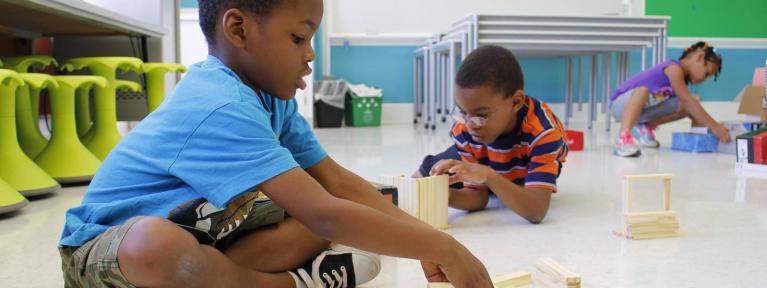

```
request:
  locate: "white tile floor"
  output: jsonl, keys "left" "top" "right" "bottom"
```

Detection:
{"left": 1, "top": 120, "right": 766, "bottom": 287}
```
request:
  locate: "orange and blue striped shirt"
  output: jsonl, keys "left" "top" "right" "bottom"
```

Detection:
{"left": 451, "top": 95, "right": 568, "bottom": 192}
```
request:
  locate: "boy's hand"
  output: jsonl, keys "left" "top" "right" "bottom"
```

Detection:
{"left": 434, "top": 241, "right": 494, "bottom": 288}
{"left": 430, "top": 159, "right": 494, "bottom": 185}
{"left": 712, "top": 123, "right": 731, "bottom": 143}
{"left": 421, "top": 261, "right": 448, "bottom": 282}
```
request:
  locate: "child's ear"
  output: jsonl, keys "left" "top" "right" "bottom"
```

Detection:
{"left": 510, "top": 90, "right": 525, "bottom": 111}
{"left": 222, "top": 8, "right": 248, "bottom": 48}
{"left": 695, "top": 51, "right": 705, "bottom": 62}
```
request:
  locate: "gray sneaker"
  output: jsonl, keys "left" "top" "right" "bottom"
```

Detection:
{"left": 290, "top": 244, "right": 381, "bottom": 288}
{"left": 613, "top": 131, "right": 641, "bottom": 157}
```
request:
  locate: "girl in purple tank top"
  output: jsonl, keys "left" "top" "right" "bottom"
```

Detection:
{"left": 610, "top": 41, "right": 729, "bottom": 157}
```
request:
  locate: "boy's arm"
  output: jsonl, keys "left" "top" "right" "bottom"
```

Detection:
{"left": 431, "top": 160, "right": 551, "bottom": 224}
{"left": 306, "top": 157, "right": 431, "bottom": 226}
{"left": 665, "top": 65, "right": 730, "bottom": 142}
{"left": 260, "top": 166, "right": 493, "bottom": 287}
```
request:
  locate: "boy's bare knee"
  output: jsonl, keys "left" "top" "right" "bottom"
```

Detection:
{"left": 118, "top": 217, "right": 202, "bottom": 286}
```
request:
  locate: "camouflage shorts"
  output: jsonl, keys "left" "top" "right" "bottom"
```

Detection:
{"left": 60, "top": 194, "right": 284, "bottom": 288}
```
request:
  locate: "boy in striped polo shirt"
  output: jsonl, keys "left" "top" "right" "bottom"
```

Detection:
{"left": 415, "top": 45, "right": 568, "bottom": 224}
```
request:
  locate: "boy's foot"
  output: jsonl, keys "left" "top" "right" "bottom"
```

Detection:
{"left": 631, "top": 123, "right": 660, "bottom": 148}
{"left": 289, "top": 244, "right": 381, "bottom": 288}
{"left": 614, "top": 130, "right": 641, "bottom": 157}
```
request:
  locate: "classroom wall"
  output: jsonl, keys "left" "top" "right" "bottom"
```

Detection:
{"left": 646, "top": 0, "right": 767, "bottom": 38}
{"left": 324, "top": 0, "right": 767, "bottom": 104}
{"left": 180, "top": 0, "right": 767, "bottom": 104}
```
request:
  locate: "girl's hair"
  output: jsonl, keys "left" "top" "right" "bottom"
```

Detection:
{"left": 679, "top": 41, "right": 723, "bottom": 81}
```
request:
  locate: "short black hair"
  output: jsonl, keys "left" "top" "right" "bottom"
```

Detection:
{"left": 455, "top": 45, "right": 524, "bottom": 97}
{"left": 198, "top": 0, "right": 282, "bottom": 45}
{"left": 679, "top": 41, "right": 723, "bottom": 81}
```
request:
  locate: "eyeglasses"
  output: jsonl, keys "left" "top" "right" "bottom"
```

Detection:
{"left": 450, "top": 106, "right": 501, "bottom": 127}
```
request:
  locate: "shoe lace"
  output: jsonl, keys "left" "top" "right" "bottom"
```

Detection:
{"left": 321, "top": 266, "right": 348, "bottom": 288}
{"left": 642, "top": 124, "right": 657, "bottom": 139}
{"left": 619, "top": 130, "right": 634, "bottom": 144}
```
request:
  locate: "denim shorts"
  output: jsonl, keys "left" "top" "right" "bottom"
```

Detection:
{"left": 610, "top": 89, "right": 680, "bottom": 124}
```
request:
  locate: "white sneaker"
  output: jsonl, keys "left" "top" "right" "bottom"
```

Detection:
{"left": 289, "top": 244, "right": 381, "bottom": 288}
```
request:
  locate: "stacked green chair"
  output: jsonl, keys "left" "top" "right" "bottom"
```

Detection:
{"left": 2, "top": 56, "right": 58, "bottom": 159}
{"left": 74, "top": 80, "right": 142, "bottom": 139}
{"left": 0, "top": 178, "right": 27, "bottom": 215}
{"left": 142, "top": 63, "right": 186, "bottom": 112}
{"left": 35, "top": 76, "right": 107, "bottom": 183}
{"left": 75, "top": 82, "right": 95, "bottom": 138}
{"left": 0, "top": 69, "right": 60, "bottom": 195}
{"left": 61, "top": 57, "right": 143, "bottom": 160}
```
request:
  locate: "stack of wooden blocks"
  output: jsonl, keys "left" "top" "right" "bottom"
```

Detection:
{"left": 533, "top": 258, "right": 581, "bottom": 288}
{"left": 616, "top": 174, "right": 680, "bottom": 240}
{"left": 624, "top": 211, "right": 680, "bottom": 240}
{"left": 379, "top": 175, "right": 449, "bottom": 230}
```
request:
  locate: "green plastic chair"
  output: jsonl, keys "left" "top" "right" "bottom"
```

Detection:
{"left": 2, "top": 56, "right": 58, "bottom": 158}
{"left": 0, "top": 178, "right": 27, "bottom": 215}
{"left": 0, "top": 69, "right": 61, "bottom": 195}
{"left": 142, "top": 63, "right": 187, "bottom": 112}
{"left": 74, "top": 80, "right": 142, "bottom": 139}
{"left": 35, "top": 76, "right": 107, "bottom": 184}
{"left": 61, "top": 57, "right": 143, "bottom": 160}
{"left": 16, "top": 73, "right": 58, "bottom": 159}
{"left": 75, "top": 82, "right": 95, "bottom": 138}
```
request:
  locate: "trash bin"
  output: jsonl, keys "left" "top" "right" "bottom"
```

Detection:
{"left": 345, "top": 83, "right": 383, "bottom": 127}
{"left": 314, "top": 80, "right": 347, "bottom": 128}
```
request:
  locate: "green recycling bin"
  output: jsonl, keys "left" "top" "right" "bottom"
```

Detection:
{"left": 345, "top": 91, "right": 382, "bottom": 127}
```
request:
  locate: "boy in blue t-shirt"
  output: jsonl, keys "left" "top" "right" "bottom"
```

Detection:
{"left": 58, "top": 1, "right": 492, "bottom": 287}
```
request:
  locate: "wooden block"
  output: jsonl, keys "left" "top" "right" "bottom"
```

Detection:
{"left": 535, "top": 258, "right": 580, "bottom": 287}
{"left": 492, "top": 271, "right": 532, "bottom": 288}
{"left": 630, "top": 231, "right": 680, "bottom": 240}
{"left": 391, "top": 175, "right": 449, "bottom": 229}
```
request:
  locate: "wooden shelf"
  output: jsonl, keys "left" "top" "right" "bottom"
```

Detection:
{"left": 0, "top": 0, "right": 166, "bottom": 38}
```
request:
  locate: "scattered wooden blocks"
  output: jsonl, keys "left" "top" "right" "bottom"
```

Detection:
{"left": 380, "top": 175, "right": 449, "bottom": 229}
{"left": 534, "top": 258, "right": 581, "bottom": 288}
{"left": 616, "top": 174, "right": 680, "bottom": 240}
{"left": 426, "top": 271, "right": 533, "bottom": 288}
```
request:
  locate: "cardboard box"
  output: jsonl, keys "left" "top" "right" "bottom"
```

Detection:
{"left": 753, "top": 67, "right": 766, "bottom": 86}
{"left": 718, "top": 122, "right": 749, "bottom": 154}
{"left": 736, "top": 127, "right": 767, "bottom": 164}
{"left": 737, "top": 85, "right": 766, "bottom": 117}
{"left": 754, "top": 131, "right": 767, "bottom": 164}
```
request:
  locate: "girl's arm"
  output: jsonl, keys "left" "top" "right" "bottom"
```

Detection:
{"left": 665, "top": 65, "right": 731, "bottom": 142}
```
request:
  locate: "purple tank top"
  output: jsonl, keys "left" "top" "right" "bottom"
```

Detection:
{"left": 611, "top": 60, "right": 680, "bottom": 101}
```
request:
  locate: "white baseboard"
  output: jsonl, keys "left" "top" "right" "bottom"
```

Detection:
{"left": 382, "top": 103, "right": 416, "bottom": 124}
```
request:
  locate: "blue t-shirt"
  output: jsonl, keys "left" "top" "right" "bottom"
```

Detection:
{"left": 59, "top": 56, "right": 327, "bottom": 247}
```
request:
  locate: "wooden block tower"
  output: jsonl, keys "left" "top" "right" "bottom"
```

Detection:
{"left": 616, "top": 173, "right": 680, "bottom": 240}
